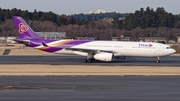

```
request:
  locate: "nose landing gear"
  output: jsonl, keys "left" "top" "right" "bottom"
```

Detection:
{"left": 156, "top": 57, "right": 160, "bottom": 63}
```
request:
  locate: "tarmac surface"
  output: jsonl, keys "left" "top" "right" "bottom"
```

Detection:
{"left": 0, "top": 55, "right": 180, "bottom": 101}
{"left": 0, "top": 76, "right": 180, "bottom": 101}
{"left": 0, "top": 55, "right": 180, "bottom": 66}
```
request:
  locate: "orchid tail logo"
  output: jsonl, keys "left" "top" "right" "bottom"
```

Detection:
{"left": 18, "top": 23, "right": 29, "bottom": 34}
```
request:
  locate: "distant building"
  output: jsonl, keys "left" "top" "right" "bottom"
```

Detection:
{"left": 177, "top": 36, "right": 180, "bottom": 43}
{"left": 140, "top": 37, "right": 167, "bottom": 43}
{"left": 112, "top": 37, "right": 119, "bottom": 41}
{"left": 90, "top": 9, "right": 110, "bottom": 14}
{"left": 36, "top": 32, "right": 66, "bottom": 40}
{"left": 0, "top": 36, "right": 17, "bottom": 44}
{"left": 0, "top": 32, "right": 66, "bottom": 44}
{"left": 112, "top": 35, "right": 130, "bottom": 41}
{"left": 168, "top": 40, "right": 176, "bottom": 44}
{"left": 77, "top": 37, "right": 95, "bottom": 40}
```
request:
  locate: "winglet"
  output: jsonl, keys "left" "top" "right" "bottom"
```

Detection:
{"left": 42, "top": 42, "right": 49, "bottom": 47}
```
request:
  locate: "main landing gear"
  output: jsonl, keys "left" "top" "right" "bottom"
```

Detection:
{"left": 83, "top": 53, "right": 95, "bottom": 63}
{"left": 83, "top": 58, "right": 95, "bottom": 63}
{"left": 156, "top": 57, "right": 160, "bottom": 63}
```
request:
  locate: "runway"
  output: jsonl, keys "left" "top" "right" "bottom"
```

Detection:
{"left": 0, "top": 55, "right": 180, "bottom": 101}
{"left": 0, "top": 55, "right": 180, "bottom": 66}
{"left": 0, "top": 56, "right": 179, "bottom": 101}
{"left": 0, "top": 76, "right": 180, "bottom": 101}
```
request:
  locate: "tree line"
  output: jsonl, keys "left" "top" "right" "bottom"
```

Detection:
{"left": 0, "top": 8, "right": 126, "bottom": 26}
{"left": 113, "top": 7, "right": 180, "bottom": 30}
{"left": 0, "top": 7, "right": 180, "bottom": 42}
{"left": 73, "top": 12, "right": 128, "bottom": 20}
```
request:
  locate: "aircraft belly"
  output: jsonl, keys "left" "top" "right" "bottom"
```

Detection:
{"left": 54, "top": 49, "right": 75, "bottom": 54}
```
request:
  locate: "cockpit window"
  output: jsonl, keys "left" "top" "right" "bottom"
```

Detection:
{"left": 166, "top": 47, "right": 172, "bottom": 49}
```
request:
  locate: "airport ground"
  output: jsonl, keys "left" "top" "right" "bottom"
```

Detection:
{"left": 0, "top": 44, "right": 180, "bottom": 101}
{"left": 0, "top": 44, "right": 180, "bottom": 76}
{"left": 0, "top": 54, "right": 180, "bottom": 76}
{"left": 1, "top": 76, "right": 180, "bottom": 101}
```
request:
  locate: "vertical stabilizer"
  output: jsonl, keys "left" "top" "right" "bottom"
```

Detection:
{"left": 13, "top": 16, "right": 42, "bottom": 39}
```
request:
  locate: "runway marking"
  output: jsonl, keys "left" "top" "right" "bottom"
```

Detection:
{"left": 2, "top": 49, "right": 11, "bottom": 55}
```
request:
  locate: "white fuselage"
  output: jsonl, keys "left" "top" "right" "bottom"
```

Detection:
{"left": 13, "top": 16, "right": 176, "bottom": 61}
{"left": 51, "top": 41, "right": 175, "bottom": 57}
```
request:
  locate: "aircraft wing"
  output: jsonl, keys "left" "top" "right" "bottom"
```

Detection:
{"left": 65, "top": 47, "right": 116, "bottom": 53}
{"left": 41, "top": 42, "right": 116, "bottom": 53}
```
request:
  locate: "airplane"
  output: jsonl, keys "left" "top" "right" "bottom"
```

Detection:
{"left": 13, "top": 16, "right": 176, "bottom": 63}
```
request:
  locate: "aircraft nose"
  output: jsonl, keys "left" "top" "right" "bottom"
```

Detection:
{"left": 171, "top": 49, "right": 176, "bottom": 54}
{"left": 172, "top": 49, "right": 176, "bottom": 53}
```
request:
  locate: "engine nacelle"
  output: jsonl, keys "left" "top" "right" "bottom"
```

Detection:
{"left": 94, "top": 52, "right": 113, "bottom": 62}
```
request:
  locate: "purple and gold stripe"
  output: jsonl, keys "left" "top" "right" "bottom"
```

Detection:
{"left": 37, "top": 40, "right": 92, "bottom": 53}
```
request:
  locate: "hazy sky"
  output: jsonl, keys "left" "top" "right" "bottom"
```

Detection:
{"left": 0, "top": 0, "right": 180, "bottom": 15}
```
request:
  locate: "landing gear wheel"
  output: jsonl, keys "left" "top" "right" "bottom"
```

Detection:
{"left": 83, "top": 59, "right": 87, "bottom": 63}
{"left": 156, "top": 60, "right": 160, "bottom": 63}
{"left": 87, "top": 59, "right": 93, "bottom": 63}
{"left": 83, "top": 59, "right": 94, "bottom": 63}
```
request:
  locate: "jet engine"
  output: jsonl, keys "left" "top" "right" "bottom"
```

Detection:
{"left": 94, "top": 52, "right": 113, "bottom": 62}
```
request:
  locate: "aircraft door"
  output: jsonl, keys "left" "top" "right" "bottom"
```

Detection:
{"left": 124, "top": 44, "right": 131, "bottom": 56}
{"left": 125, "top": 44, "right": 130, "bottom": 51}
{"left": 156, "top": 45, "right": 161, "bottom": 52}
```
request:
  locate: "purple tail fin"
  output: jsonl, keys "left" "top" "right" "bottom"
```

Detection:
{"left": 13, "top": 16, "right": 42, "bottom": 39}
